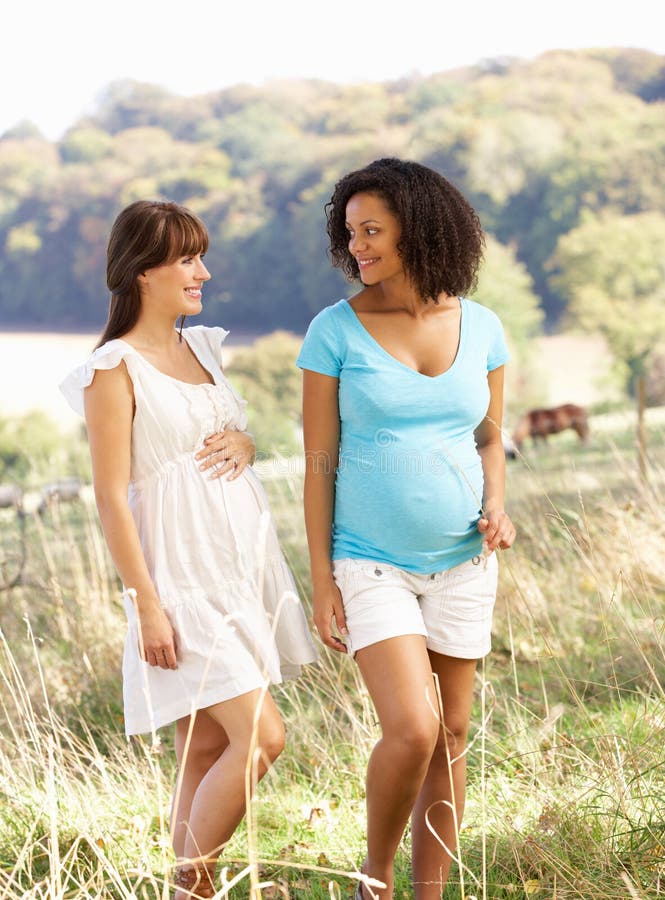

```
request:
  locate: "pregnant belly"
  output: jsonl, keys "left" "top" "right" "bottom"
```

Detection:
{"left": 335, "top": 462, "right": 483, "bottom": 556}
{"left": 130, "top": 462, "right": 278, "bottom": 590}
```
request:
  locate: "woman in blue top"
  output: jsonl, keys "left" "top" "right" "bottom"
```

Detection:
{"left": 297, "top": 158, "right": 516, "bottom": 899}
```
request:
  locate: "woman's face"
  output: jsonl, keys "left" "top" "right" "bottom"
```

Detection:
{"left": 139, "top": 252, "right": 211, "bottom": 318}
{"left": 345, "top": 192, "right": 404, "bottom": 286}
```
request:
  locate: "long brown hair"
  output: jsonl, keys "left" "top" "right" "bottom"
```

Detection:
{"left": 96, "top": 200, "right": 209, "bottom": 348}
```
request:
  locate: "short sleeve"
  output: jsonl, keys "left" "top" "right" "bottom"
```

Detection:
{"left": 296, "top": 305, "right": 344, "bottom": 377}
{"left": 59, "top": 340, "right": 138, "bottom": 417}
{"left": 486, "top": 310, "right": 510, "bottom": 372}
{"left": 186, "top": 325, "right": 229, "bottom": 369}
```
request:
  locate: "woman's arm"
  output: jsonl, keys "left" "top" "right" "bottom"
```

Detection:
{"left": 302, "top": 369, "right": 348, "bottom": 653}
{"left": 474, "top": 365, "right": 516, "bottom": 551}
{"left": 84, "top": 364, "right": 178, "bottom": 669}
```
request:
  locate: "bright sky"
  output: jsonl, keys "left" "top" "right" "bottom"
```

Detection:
{"left": 4, "top": 0, "right": 664, "bottom": 140}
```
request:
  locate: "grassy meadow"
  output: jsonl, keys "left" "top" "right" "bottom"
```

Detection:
{"left": 1, "top": 411, "right": 665, "bottom": 899}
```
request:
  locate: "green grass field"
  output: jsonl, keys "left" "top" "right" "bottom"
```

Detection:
{"left": 1, "top": 412, "right": 664, "bottom": 899}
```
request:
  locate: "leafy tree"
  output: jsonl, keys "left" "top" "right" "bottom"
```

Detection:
{"left": 59, "top": 127, "right": 112, "bottom": 163}
{"left": 0, "top": 120, "right": 45, "bottom": 141}
{"left": 472, "top": 235, "right": 544, "bottom": 356}
{"left": 0, "top": 138, "right": 58, "bottom": 222}
{"left": 91, "top": 80, "right": 214, "bottom": 139}
{"left": 0, "top": 47, "right": 664, "bottom": 339}
{"left": 472, "top": 236, "right": 546, "bottom": 418}
{"left": 0, "top": 411, "right": 71, "bottom": 483}
{"left": 225, "top": 332, "right": 304, "bottom": 458}
{"left": 550, "top": 210, "right": 665, "bottom": 477}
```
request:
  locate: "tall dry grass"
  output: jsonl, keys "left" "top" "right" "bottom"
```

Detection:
{"left": 1, "top": 418, "right": 664, "bottom": 898}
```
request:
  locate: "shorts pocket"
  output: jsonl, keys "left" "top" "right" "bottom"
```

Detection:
{"left": 332, "top": 558, "right": 356, "bottom": 595}
{"left": 358, "top": 562, "right": 401, "bottom": 582}
{"left": 439, "top": 553, "right": 498, "bottom": 623}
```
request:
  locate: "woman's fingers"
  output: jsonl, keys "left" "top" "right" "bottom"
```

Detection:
{"left": 333, "top": 600, "right": 348, "bottom": 637}
{"left": 139, "top": 610, "right": 178, "bottom": 670}
{"left": 145, "top": 642, "right": 177, "bottom": 669}
{"left": 321, "top": 625, "right": 348, "bottom": 653}
{"left": 478, "top": 513, "right": 516, "bottom": 551}
{"left": 498, "top": 522, "right": 516, "bottom": 549}
{"left": 314, "top": 609, "right": 348, "bottom": 653}
{"left": 196, "top": 431, "right": 252, "bottom": 480}
{"left": 322, "top": 616, "right": 349, "bottom": 652}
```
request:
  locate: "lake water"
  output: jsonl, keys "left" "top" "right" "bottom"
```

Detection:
{"left": 0, "top": 332, "right": 99, "bottom": 430}
{"left": 0, "top": 331, "right": 249, "bottom": 430}
{"left": 0, "top": 330, "right": 615, "bottom": 432}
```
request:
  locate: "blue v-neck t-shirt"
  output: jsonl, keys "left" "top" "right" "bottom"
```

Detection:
{"left": 296, "top": 297, "right": 510, "bottom": 574}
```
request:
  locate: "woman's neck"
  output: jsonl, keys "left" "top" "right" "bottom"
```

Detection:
{"left": 124, "top": 311, "right": 183, "bottom": 350}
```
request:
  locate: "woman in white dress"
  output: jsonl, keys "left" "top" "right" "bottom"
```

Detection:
{"left": 61, "top": 199, "right": 317, "bottom": 898}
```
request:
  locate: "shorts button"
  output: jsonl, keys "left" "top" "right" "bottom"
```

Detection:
{"left": 430, "top": 573, "right": 436, "bottom": 580}
{"left": 374, "top": 567, "right": 382, "bottom": 576}
{"left": 472, "top": 555, "right": 481, "bottom": 565}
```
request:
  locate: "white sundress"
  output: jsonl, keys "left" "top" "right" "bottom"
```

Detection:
{"left": 61, "top": 325, "right": 318, "bottom": 735}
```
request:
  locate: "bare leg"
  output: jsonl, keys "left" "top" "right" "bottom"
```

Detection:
{"left": 355, "top": 636, "right": 441, "bottom": 900}
{"left": 172, "top": 713, "right": 230, "bottom": 859}
{"left": 411, "top": 654, "right": 478, "bottom": 899}
{"left": 172, "top": 688, "right": 285, "bottom": 899}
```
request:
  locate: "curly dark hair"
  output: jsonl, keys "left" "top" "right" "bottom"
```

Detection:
{"left": 325, "top": 158, "right": 484, "bottom": 301}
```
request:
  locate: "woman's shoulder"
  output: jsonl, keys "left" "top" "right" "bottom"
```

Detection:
{"left": 305, "top": 299, "right": 351, "bottom": 332}
{"left": 183, "top": 324, "right": 230, "bottom": 368}
{"left": 297, "top": 300, "right": 350, "bottom": 373}
{"left": 462, "top": 297, "right": 504, "bottom": 329}
{"left": 183, "top": 324, "right": 229, "bottom": 341}
{"left": 59, "top": 339, "right": 139, "bottom": 417}
{"left": 79, "top": 337, "right": 142, "bottom": 370}
{"left": 312, "top": 298, "right": 349, "bottom": 318}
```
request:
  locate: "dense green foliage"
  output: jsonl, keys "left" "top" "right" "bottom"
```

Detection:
{"left": 1, "top": 48, "right": 663, "bottom": 338}
{"left": 551, "top": 210, "right": 665, "bottom": 390}
{"left": 0, "top": 410, "right": 88, "bottom": 484}
{"left": 226, "top": 331, "right": 303, "bottom": 457}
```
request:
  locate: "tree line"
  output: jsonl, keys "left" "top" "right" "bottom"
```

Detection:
{"left": 1, "top": 47, "right": 664, "bottom": 397}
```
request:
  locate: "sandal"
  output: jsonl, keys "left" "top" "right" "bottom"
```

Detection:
{"left": 173, "top": 864, "right": 216, "bottom": 898}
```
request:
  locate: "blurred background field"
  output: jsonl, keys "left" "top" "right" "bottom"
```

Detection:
{"left": 0, "top": 329, "right": 618, "bottom": 432}
{"left": 1, "top": 356, "right": 664, "bottom": 896}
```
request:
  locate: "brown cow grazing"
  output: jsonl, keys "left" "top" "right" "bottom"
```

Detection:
{"left": 512, "top": 403, "right": 589, "bottom": 452}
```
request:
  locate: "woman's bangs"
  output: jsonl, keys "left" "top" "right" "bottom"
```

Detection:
{"left": 165, "top": 213, "right": 209, "bottom": 261}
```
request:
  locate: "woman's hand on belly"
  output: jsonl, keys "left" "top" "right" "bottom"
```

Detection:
{"left": 137, "top": 605, "right": 178, "bottom": 669}
{"left": 196, "top": 429, "right": 256, "bottom": 480}
{"left": 313, "top": 574, "right": 349, "bottom": 654}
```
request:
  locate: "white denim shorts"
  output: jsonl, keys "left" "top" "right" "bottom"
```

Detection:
{"left": 332, "top": 552, "right": 499, "bottom": 659}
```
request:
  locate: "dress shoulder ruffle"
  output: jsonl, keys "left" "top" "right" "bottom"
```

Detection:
{"left": 59, "top": 340, "right": 140, "bottom": 417}
{"left": 184, "top": 325, "right": 230, "bottom": 369}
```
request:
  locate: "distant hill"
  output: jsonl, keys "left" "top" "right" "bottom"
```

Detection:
{"left": 0, "top": 47, "right": 663, "bottom": 336}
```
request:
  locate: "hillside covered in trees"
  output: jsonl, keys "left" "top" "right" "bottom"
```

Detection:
{"left": 1, "top": 47, "right": 664, "bottom": 335}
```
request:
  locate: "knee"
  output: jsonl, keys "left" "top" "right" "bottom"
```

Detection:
{"left": 390, "top": 716, "right": 440, "bottom": 764}
{"left": 176, "top": 723, "right": 228, "bottom": 776}
{"left": 436, "top": 718, "right": 469, "bottom": 761}
{"left": 185, "top": 740, "right": 226, "bottom": 776}
{"left": 258, "top": 715, "right": 286, "bottom": 766}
